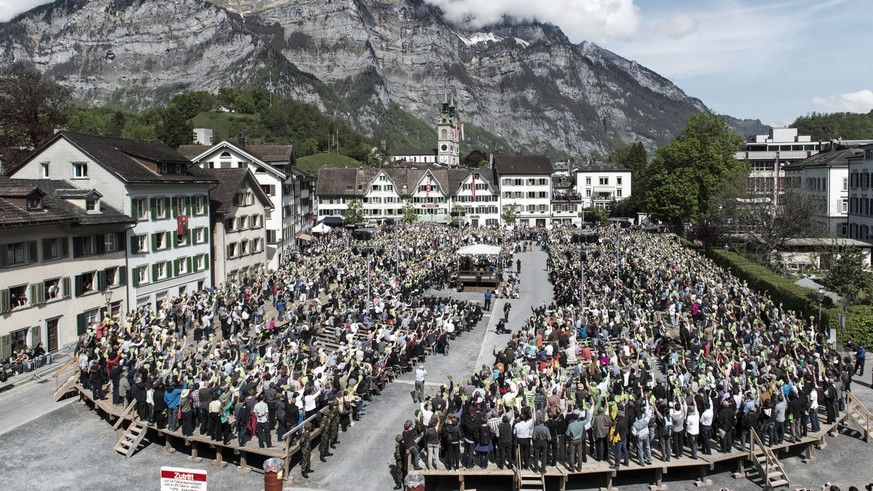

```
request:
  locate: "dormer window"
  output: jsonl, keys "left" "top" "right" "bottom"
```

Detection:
{"left": 27, "top": 196, "right": 43, "bottom": 211}
{"left": 86, "top": 199, "right": 99, "bottom": 212}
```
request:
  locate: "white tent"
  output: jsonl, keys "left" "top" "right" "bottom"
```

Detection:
{"left": 311, "top": 222, "right": 331, "bottom": 234}
{"left": 456, "top": 244, "right": 502, "bottom": 256}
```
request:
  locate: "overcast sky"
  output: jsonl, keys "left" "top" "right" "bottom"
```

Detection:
{"left": 4, "top": 0, "right": 871, "bottom": 126}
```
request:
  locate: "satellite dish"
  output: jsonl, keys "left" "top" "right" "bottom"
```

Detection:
{"left": 105, "top": 50, "right": 115, "bottom": 61}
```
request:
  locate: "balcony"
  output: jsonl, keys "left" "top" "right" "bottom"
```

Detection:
{"left": 735, "top": 150, "right": 814, "bottom": 160}
{"left": 551, "top": 192, "right": 582, "bottom": 202}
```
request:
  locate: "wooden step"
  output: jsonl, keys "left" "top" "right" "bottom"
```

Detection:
{"left": 769, "top": 478, "right": 789, "bottom": 488}
{"left": 53, "top": 372, "right": 79, "bottom": 402}
{"left": 114, "top": 421, "right": 148, "bottom": 458}
{"left": 767, "top": 471, "right": 783, "bottom": 479}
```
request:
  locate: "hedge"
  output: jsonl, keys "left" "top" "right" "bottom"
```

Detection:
{"left": 844, "top": 305, "right": 873, "bottom": 348}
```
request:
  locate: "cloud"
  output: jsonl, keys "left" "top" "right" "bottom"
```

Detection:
{"left": 652, "top": 13, "right": 697, "bottom": 40}
{"left": 0, "top": 0, "right": 51, "bottom": 22}
{"left": 424, "top": 0, "right": 641, "bottom": 43}
{"left": 811, "top": 89, "right": 873, "bottom": 114}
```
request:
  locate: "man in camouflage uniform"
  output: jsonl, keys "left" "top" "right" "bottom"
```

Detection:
{"left": 328, "top": 400, "right": 340, "bottom": 448}
{"left": 392, "top": 434, "right": 407, "bottom": 490}
{"left": 318, "top": 410, "right": 333, "bottom": 462}
{"left": 300, "top": 423, "right": 313, "bottom": 479}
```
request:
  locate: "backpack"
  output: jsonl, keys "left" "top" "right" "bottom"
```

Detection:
{"left": 609, "top": 424, "right": 621, "bottom": 444}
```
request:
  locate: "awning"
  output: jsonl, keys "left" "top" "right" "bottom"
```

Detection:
{"left": 456, "top": 244, "right": 502, "bottom": 256}
{"left": 296, "top": 233, "right": 313, "bottom": 241}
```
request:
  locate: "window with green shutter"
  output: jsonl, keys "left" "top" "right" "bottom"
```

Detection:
{"left": 130, "top": 198, "right": 138, "bottom": 220}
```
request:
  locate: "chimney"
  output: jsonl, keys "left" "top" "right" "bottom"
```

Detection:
{"left": 237, "top": 135, "right": 247, "bottom": 148}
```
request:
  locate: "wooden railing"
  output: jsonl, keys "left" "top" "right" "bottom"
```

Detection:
{"left": 748, "top": 428, "right": 787, "bottom": 488}
{"left": 847, "top": 391, "right": 872, "bottom": 443}
{"left": 51, "top": 357, "right": 77, "bottom": 389}
{"left": 113, "top": 400, "right": 138, "bottom": 430}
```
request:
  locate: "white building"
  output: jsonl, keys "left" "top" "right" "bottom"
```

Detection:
{"left": 10, "top": 132, "right": 214, "bottom": 310}
{"left": 453, "top": 169, "right": 500, "bottom": 227}
{"left": 0, "top": 179, "right": 134, "bottom": 356}
{"left": 847, "top": 144, "right": 873, "bottom": 242}
{"left": 178, "top": 141, "right": 301, "bottom": 269}
{"left": 736, "top": 127, "right": 821, "bottom": 199}
{"left": 493, "top": 154, "right": 554, "bottom": 228}
{"left": 574, "top": 162, "right": 632, "bottom": 212}
{"left": 784, "top": 146, "right": 862, "bottom": 237}
{"left": 202, "top": 168, "right": 273, "bottom": 285}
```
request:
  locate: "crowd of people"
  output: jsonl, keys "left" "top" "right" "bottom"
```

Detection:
{"left": 71, "top": 223, "right": 525, "bottom": 477}
{"left": 397, "top": 226, "right": 862, "bottom": 481}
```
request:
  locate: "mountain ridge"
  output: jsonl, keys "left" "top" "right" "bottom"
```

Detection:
{"left": 2, "top": 0, "right": 723, "bottom": 157}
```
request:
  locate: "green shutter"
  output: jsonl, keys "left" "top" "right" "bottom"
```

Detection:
{"left": 30, "top": 326, "right": 41, "bottom": 349}
{"left": 76, "top": 314, "right": 87, "bottom": 336}
{"left": 171, "top": 197, "right": 178, "bottom": 218}
{"left": 150, "top": 198, "right": 157, "bottom": 220}
{"left": 187, "top": 256, "right": 193, "bottom": 273}
{"left": 186, "top": 196, "right": 193, "bottom": 216}
{"left": 0, "top": 244, "right": 6, "bottom": 268}
{"left": 27, "top": 241, "right": 37, "bottom": 262}
{"left": 130, "top": 236, "right": 139, "bottom": 254}
{"left": 61, "top": 238, "right": 69, "bottom": 258}
{"left": 0, "top": 289, "right": 9, "bottom": 314}
{"left": 30, "top": 284, "right": 38, "bottom": 306}
{"left": 152, "top": 264, "right": 158, "bottom": 283}
{"left": 95, "top": 235, "right": 105, "bottom": 255}
{"left": 130, "top": 198, "right": 138, "bottom": 219}
{"left": 117, "top": 232, "right": 126, "bottom": 253}
{"left": 72, "top": 237, "right": 83, "bottom": 258}
{"left": 0, "top": 334, "right": 10, "bottom": 360}
{"left": 74, "top": 275, "right": 83, "bottom": 297}
{"left": 96, "top": 270, "right": 107, "bottom": 291}
{"left": 152, "top": 233, "right": 158, "bottom": 251}
{"left": 61, "top": 277, "right": 71, "bottom": 299}
{"left": 203, "top": 254, "right": 209, "bottom": 269}
{"left": 131, "top": 268, "right": 139, "bottom": 288}
{"left": 165, "top": 198, "right": 171, "bottom": 219}
{"left": 174, "top": 260, "right": 180, "bottom": 276}
{"left": 172, "top": 231, "right": 178, "bottom": 248}
{"left": 119, "top": 267, "right": 127, "bottom": 286}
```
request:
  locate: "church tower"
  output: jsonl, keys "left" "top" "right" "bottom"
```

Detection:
{"left": 437, "top": 94, "right": 460, "bottom": 167}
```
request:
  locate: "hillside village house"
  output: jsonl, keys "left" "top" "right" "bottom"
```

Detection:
{"left": 0, "top": 178, "right": 133, "bottom": 356}
{"left": 10, "top": 132, "right": 214, "bottom": 311}
{"left": 201, "top": 168, "right": 273, "bottom": 285}
{"left": 178, "top": 141, "right": 314, "bottom": 269}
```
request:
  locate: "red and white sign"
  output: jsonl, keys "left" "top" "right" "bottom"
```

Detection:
{"left": 161, "top": 467, "right": 207, "bottom": 491}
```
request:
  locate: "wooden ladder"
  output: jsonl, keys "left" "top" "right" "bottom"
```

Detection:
{"left": 749, "top": 429, "right": 789, "bottom": 489}
{"left": 519, "top": 474, "right": 545, "bottom": 491}
{"left": 114, "top": 420, "right": 148, "bottom": 458}
{"left": 845, "top": 391, "right": 872, "bottom": 443}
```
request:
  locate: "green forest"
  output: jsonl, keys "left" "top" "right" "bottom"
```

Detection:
{"left": 791, "top": 110, "right": 873, "bottom": 140}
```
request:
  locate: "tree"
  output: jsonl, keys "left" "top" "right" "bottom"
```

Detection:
{"left": 0, "top": 62, "right": 70, "bottom": 157}
{"left": 401, "top": 200, "right": 418, "bottom": 223}
{"left": 642, "top": 112, "right": 743, "bottom": 235}
{"left": 606, "top": 142, "right": 648, "bottom": 215}
{"left": 501, "top": 203, "right": 520, "bottom": 226}
{"left": 606, "top": 142, "right": 647, "bottom": 173}
{"left": 463, "top": 150, "right": 488, "bottom": 168}
{"left": 826, "top": 246, "right": 872, "bottom": 305}
{"left": 704, "top": 171, "right": 824, "bottom": 263}
{"left": 343, "top": 199, "right": 365, "bottom": 225}
{"left": 155, "top": 106, "right": 193, "bottom": 149}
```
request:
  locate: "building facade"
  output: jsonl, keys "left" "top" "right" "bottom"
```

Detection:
{"left": 574, "top": 162, "right": 632, "bottom": 211}
{"left": 178, "top": 141, "right": 301, "bottom": 269}
{"left": 202, "top": 168, "right": 272, "bottom": 285}
{"left": 847, "top": 144, "right": 873, "bottom": 242}
{"left": 493, "top": 154, "right": 555, "bottom": 228}
{"left": 10, "top": 132, "right": 214, "bottom": 311}
{"left": 0, "top": 179, "right": 133, "bottom": 356}
{"left": 736, "top": 127, "right": 821, "bottom": 199}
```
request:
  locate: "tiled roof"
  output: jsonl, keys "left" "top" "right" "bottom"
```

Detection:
{"left": 0, "top": 179, "right": 134, "bottom": 228}
{"left": 200, "top": 168, "right": 272, "bottom": 215}
{"left": 492, "top": 154, "right": 553, "bottom": 175}
{"left": 784, "top": 148, "right": 864, "bottom": 170}
{"left": 17, "top": 132, "right": 213, "bottom": 184}
{"left": 576, "top": 162, "right": 631, "bottom": 173}
{"left": 176, "top": 145, "right": 209, "bottom": 160}
{"left": 244, "top": 145, "right": 294, "bottom": 163}
{"left": 393, "top": 148, "right": 437, "bottom": 157}
{"left": 315, "top": 165, "right": 500, "bottom": 197}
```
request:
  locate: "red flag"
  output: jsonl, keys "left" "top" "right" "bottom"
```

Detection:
{"left": 177, "top": 215, "right": 188, "bottom": 236}
{"left": 471, "top": 174, "right": 476, "bottom": 202}
{"left": 426, "top": 180, "right": 431, "bottom": 198}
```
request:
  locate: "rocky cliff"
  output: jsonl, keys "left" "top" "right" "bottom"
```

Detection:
{"left": 1, "top": 0, "right": 709, "bottom": 157}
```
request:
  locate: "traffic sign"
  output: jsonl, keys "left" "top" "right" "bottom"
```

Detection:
{"left": 160, "top": 467, "right": 207, "bottom": 491}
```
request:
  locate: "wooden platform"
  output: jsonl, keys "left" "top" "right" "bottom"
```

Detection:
{"left": 416, "top": 414, "right": 846, "bottom": 491}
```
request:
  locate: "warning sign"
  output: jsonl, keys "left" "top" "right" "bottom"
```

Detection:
{"left": 160, "top": 467, "right": 207, "bottom": 491}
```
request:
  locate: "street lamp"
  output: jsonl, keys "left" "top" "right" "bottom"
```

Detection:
{"left": 103, "top": 287, "right": 113, "bottom": 321}
{"left": 817, "top": 287, "right": 825, "bottom": 354}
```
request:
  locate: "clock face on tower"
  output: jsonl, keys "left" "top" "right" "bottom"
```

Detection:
{"left": 441, "top": 144, "right": 448, "bottom": 151}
